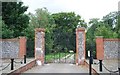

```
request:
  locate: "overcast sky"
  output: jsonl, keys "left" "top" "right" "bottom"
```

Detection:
{"left": 22, "top": 0, "right": 119, "bottom": 22}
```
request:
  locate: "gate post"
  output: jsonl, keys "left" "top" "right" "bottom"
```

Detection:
{"left": 76, "top": 27, "right": 86, "bottom": 65}
{"left": 35, "top": 28, "right": 45, "bottom": 65}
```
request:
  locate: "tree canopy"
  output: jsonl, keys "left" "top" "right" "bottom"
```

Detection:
{"left": 86, "top": 11, "right": 119, "bottom": 58}
{"left": 52, "top": 12, "right": 87, "bottom": 52}
{"left": 2, "top": 2, "right": 29, "bottom": 38}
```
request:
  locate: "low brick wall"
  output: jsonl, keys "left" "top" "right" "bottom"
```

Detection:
{"left": 96, "top": 36, "right": 120, "bottom": 60}
{"left": 0, "top": 37, "right": 26, "bottom": 59}
{"left": 8, "top": 59, "right": 36, "bottom": 75}
{"left": 84, "top": 60, "right": 99, "bottom": 75}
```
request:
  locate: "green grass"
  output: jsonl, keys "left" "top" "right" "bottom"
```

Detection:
{"left": 45, "top": 52, "right": 73, "bottom": 62}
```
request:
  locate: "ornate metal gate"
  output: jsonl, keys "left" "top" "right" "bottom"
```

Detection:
{"left": 34, "top": 28, "right": 86, "bottom": 65}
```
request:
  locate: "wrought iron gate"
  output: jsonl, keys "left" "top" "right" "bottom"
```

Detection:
{"left": 45, "top": 49, "right": 75, "bottom": 64}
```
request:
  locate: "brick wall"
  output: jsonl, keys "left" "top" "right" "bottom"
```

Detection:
{"left": 76, "top": 27, "right": 86, "bottom": 65}
{"left": 104, "top": 39, "right": 120, "bottom": 59}
{"left": 96, "top": 36, "right": 120, "bottom": 60}
{"left": 9, "top": 59, "right": 36, "bottom": 74}
{"left": 35, "top": 28, "right": 45, "bottom": 65}
{"left": 0, "top": 37, "right": 26, "bottom": 59}
{"left": 96, "top": 36, "right": 104, "bottom": 60}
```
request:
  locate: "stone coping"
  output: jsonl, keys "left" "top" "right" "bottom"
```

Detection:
{"left": 35, "top": 28, "right": 45, "bottom": 32}
{"left": 0, "top": 37, "right": 26, "bottom": 41}
{"left": 76, "top": 27, "right": 85, "bottom": 31}
{"left": 104, "top": 39, "right": 120, "bottom": 41}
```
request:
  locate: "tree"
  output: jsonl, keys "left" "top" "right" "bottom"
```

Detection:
{"left": 1, "top": 20, "right": 14, "bottom": 38}
{"left": 86, "top": 18, "right": 101, "bottom": 58}
{"left": 25, "top": 8, "right": 55, "bottom": 56}
{"left": 95, "top": 25, "right": 118, "bottom": 38}
{"left": 52, "top": 12, "right": 87, "bottom": 52}
{"left": 2, "top": 2, "right": 29, "bottom": 38}
{"left": 0, "top": 16, "right": 14, "bottom": 38}
{"left": 102, "top": 11, "right": 120, "bottom": 38}
{"left": 87, "top": 18, "right": 100, "bottom": 41}
{"left": 102, "top": 12, "right": 118, "bottom": 29}
{"left": 102, "top": 11, "right": 119, "bottom": 38}
{"left": 86, "top": 12, "right": 119, "bottom": 58}
{"left": 116, "top": 11, "right": 120, "bottom": 38}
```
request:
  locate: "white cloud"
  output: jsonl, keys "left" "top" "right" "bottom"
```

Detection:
{"left": 22, "top": 0, "right": 119, "bottom": 22}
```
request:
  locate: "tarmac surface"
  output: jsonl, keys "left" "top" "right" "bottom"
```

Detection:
{"left": 24, "top": 63, "right": 89, "bottom": 73}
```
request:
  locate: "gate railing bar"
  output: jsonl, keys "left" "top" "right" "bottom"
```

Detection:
{"left": 65, "top": 52, "right": 66, "bottom": 63}
{"left": 59, "top": 52, "right": 60, "bottom": 63}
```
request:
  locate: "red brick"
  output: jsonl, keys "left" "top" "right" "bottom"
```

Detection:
{"left": 19, "top": 37, "right": 26, "bottom": 58}
{"left": 96, "top": 36, "right": 104, "bottom": 60}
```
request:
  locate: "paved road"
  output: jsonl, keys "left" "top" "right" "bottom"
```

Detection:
{"left": 24, "top": 63, "right": 89, "bottom": 73}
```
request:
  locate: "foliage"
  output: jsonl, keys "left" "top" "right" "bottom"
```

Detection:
{"left": 52, "top": 12, "right": 87, "bottom": 52}
{"left": 2, "top": 2, "right": 29, "bottom": 38}
{"left": 1, "top": 20, "right": 14, "bottom": 38}
{"left": 102, "top": 12, "right": 118, "bottom": 29}
{"left": 95, "top": 25, "right": 118, "bottom": 38}
{"left": 87, "top": 18, "right": 100, "bottom": 41}
{"left": 25, "top": 8, "right": 55, "bottom": 56}
{"left": 86, "top": 11, "right": 119, "bottom": 58}
{"left": 86, "top": 18, "right": 100, "bottom": 58}
{"left": 117, "top": 11, "right": 120, "bottom": 38}
{"left": 26, "top": 39, "right": 34, "bottom": 57}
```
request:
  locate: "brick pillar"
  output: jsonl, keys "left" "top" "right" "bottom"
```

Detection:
{"left": 35, "top": 28, "right": 45, "bottom": 65}
{"left": 19, "top": 37, "right": 27, "bottom": 58}
{"left": 76, "top": 27, "right": 86, "bottom": 65}
{"left": 96, "top": 36, "right": 104, "bottom": 60}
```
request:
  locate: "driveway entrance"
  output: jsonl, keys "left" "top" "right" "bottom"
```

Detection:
{"left": 24, "top": 63, "right": 89, "bottom": 73}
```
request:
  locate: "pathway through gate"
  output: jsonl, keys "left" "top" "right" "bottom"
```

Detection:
{"left": 24, "top": 63, "right": 89, "bottom": 73}
{"left": 34, "top": 28, "right": 86, "bottom": 65}
{"left": 24, "top": 27, "right": 88, "bottom": 73}
{"left": 45, "top": 47, "right": 75, "bottom": 64}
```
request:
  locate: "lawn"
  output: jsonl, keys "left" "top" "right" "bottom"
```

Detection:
{"left": 45, "top": 52, "right": 74, "bottom": 63}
